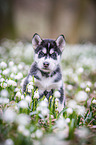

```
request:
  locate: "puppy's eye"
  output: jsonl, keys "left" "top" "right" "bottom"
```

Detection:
{"left": 38, "top": 51, "right": 45, "bottom": 58}
{"left": 51, "top": 52, "right": 57, "bottom": 60}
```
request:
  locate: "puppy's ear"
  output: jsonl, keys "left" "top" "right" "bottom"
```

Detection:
{"left": 32, "top": 33, "right": 42, "bottom": 49}
{"left": 56, "top": 35, "right": 65, "bottom": 52}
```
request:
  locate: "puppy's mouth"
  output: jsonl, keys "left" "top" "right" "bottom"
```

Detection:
{"left": 41, "top": 68, "right": 51, "bottom": 72}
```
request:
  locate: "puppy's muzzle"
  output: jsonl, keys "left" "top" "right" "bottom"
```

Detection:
{"left": 43, "top": 62, "right": 49, "bottom": 68}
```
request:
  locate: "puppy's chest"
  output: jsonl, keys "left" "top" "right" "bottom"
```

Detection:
{"left": 35, "top": 76, "right": 54, "bottom": 90}
{"left": 34, "top": 72, "right": 62, "bottom": 91}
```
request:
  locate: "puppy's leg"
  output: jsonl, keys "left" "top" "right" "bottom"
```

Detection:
{"left": 22, "top": 77, "right": 29, "bottom": 94}
{"left": 58, "top": 86, "right": 65, "bottom": 113}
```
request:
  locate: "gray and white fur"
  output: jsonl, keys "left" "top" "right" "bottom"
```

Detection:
{"left": 23, "top": 33, "right": 66, "bottom": 111}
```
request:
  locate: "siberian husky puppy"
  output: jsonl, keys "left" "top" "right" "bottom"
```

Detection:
{"left": 23, "top": 33, "right": 66, "bottom": 110}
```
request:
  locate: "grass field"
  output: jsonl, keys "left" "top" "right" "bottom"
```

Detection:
{"left": 0, "top": 39, "right": 96, "bottom": 145}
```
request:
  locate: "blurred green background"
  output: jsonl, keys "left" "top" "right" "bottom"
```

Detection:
{"left": 0, "top": 0, "right": 96, "bottom": 44}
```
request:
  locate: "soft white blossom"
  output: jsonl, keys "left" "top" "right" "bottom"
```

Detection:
{"left": 18, "top": 100, "right": 28, "bottom": 108}
{"left": 67, "top": 85, "right": 73, "bottom": 90}
{"left": 85, "top": 87, "right": 90, "bottom": 92}
{"left": 0, "top": 61, "right": 7, "bottom": 69}
{"left": 92, "top": 99, "right": 96, "bottom": 104}
{"left": 67, "top": 107, "right": 73, "bottom": 114}
{"left": 25, "top": 95, "right": 31, "bottom": 103}
{"left": 75, "top": 91, "right": 88, "bottom": 102}
{"left": 15, "top": 72, "right": 23, "bottom": 80}
{"left": 3, "top": 68, "right": 10, "bottom": 76}
{"left": 56, "top": 118, "right": 67, "bottom": 129}
{"left": 0, "top": 98, "right": 9, "bottom": 104}
{"left": 54, "top": 91, "right": 60, "bottom": 98}
{"left": 4, "top": 138, "right": 14, "bottom": 145}
{"left": 9, "top": 61, "right": 14, "bottom": 67}
{"left": 1, "top": 82, "right": 7, "bottom": 88}
{"left": 16, "top": 91, "right": 22, "bottom": 98}
{"left": 86, "top": 81, "right": 92, "bottom": 87}
{"left": 34, "top": 90, "right": 39, "bottom": 99}
{"left": 56, "top": 126, "right": 69, "bottom": 139}
{"left": 35, "top": 129, "right": 43, "bottom": 139}
{"left": 0, "top": 78, "right": 5, "bottom": 82}
{"left": 65, "top": 118, "right": 70, "bottom": 123}
{"left": 76, "top": 105, "right": 86, "bottom": 115}
{"left": 3, "top": 108, "right": 16, "bottom": 123}
{"left": 16, "top": 114, "right": 30, "bottom": 125}
{"left": 23, "top": 129, "right": 30, "bottom": 137}
{"left": 76, "top": 127, "right": 89, "bottom": 138}
{"left": 7, "top": 79, "right": 17, "bottom": 86}
{"left": 67, "top": 100, "right": 77, "bottom": 109}
{"left": 76, "top": 67, "right": 84, "bottom": 74}
{"left": 27, "top": 84, "right": 33, "bottom": 93}
{"left": 1, "top": 89, "right": 9, "bottom": 97}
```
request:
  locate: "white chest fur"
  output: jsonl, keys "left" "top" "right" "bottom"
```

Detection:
{"left": 34, "top": 71, "right": 63, "bottom": 94}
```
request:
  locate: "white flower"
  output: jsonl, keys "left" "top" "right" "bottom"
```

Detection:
{"left": 11, "top": 66, "right": 18, "bottom": 73}
{"left": 75, "top": 91, "right": 88, "bottom": 102}
{"left": 54, "top": 91, "right": 60, "bottom": 98}
{"left": 85, "top": 87, "right": 90, "bottom": 92}
{"left": 10, "top": 73, "right": 15, "bottom": 79}
{"left": 35, "top": 129, "right": 43, "bottom": 139}
{"left": 16, "top": 114, "right": 30, "bottom": 125}
{"left": 7, "top": 79, "right": 17, "bottom": 86}
{"left": 67, "top": 108, "right": 73, "bottom": 114}
{"left": 39, "top": 100, "right": 48, "bottom": 108}
{"left": 80, "top": 82, "right": 86, "bottom": 89}
{"left": 37, "top": 100, "right": 49, "bottom": 116}
{"left": 55, "top": 98, "right": 59, "bottom": 106}
{"left": 92, "top": 99, "right": 96, "bottom": 104}
{"left": 34, "top": 91, "right": 39, "bottom": 99}
{"left": 76, "top": 127, "right": 89, "bottom": 138}
{"left": 86, "top": 81, "right": 92, "bottom": 87}
{"left": 4, "top": 138, "right": 14, "bottom": 145}
{"left": 44, "top": 98, "right": 48, "bottom": 103}
{"left": 0, "top": 78, "right": 5, "bottom": 82}
{"left": 23, "top": 129, "right": 30, "bottom": 137}
{"left": 67, "top": 100, "right": 77, "bottom": 109}
{"left": 16, "top": 91, "right": 21, "bottom": 98}
{"left": 76, "top": 67, "right": 84, "bottom": 74}
{"left": 18, "top": 100, "right": 28, "bottom": 108}
{"left": 27, "top": 84, "right": 33, "bottom": 93}
{"left": 1, "top": 82, "right": 7, "bottom": 88}
{"left": 3, "top": 108, "right": 16, "bottom": 123}
{"left": 56, "top": 118, "right": 67, "bottom": 129}
{"left": 17, "top": 125, "right": 25, "bottom": 133}
{"left": 3, "top": 68, "right": 10, "bottom": 76}
{"left": 14, "top": 88, "right": 20, "bottom": 92}
{"left": 0, "top": 61, "right": 7, "bottom": 69}
{"left": 76, "top": 105, "right": 86, "bottom": 116}
{"left": 25, "top": 95, "right": 31, "bottom": 103}
{"left": 18, "top": 124, "right": 30, "bottom": 136}
{"left": 18, "top": 64, "right": 23, "bottom": 70}
{"left": 67, "top": 85, "right": 73, "bottom": 90}
{"left": 9, "top": 61, "right": 14, "bottom": 67}
{"left": 65, "top": 118, "right": 70, "bottom": 123}
{"left": 21, "top": 95, "right": 24, "bottom": 100}
{"left": 1, "top": 89, "right": 9, "bottom": 97}
{"left": 56, "top": 126, "right": 69, "bottom": 139}
{"left": 28, "top": 75, "right": 33, "bottom": 82}
{"left": 0, "top": 98, "right": 9, "bottom": 104}
{"left": 15, "top": 72, "right": 23, "bottom": 80}
{"left": 41, "top": 108, "right": 49, "bottom": 116}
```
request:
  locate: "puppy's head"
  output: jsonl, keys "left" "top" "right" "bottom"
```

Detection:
{"left": 32, "top": 33, "right": 65, "bottom": 72}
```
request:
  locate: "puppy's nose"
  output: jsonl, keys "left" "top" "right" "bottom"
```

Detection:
{"left": 43, "top": 62, "right": 49, "bottom": 67}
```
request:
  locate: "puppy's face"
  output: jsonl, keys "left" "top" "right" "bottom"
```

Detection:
{"left": 32, "top": 33, "right": 65, "bottom": 72}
